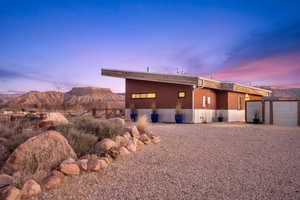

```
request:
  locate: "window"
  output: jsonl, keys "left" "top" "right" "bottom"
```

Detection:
{"left": 131, "top": 93, "right": 156, "bottom": 99}
{"left": 202, "top": 96, "right": 206, "bottom": 107}
{"left": 245, "top": 94, "right": 250, "bottom": 101}
{"left": 238, "top": 96, "right": 243, "bottom": 110}
{"left": 178, "top": 91, "right": 185, "bottom": 98}
{"left": 207, "top": 96, "right": 211, "bottom": 104}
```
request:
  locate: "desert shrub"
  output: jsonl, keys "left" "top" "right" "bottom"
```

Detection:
{"left": 56, "top": 124, "right": 98, "bottom": 157}
{"left": 0, "top": 121, "right": 23, "bottom": 139}
{"left": 136, "top": 115, "right": 149, "bottom": 133}
{"left": 74, "top": 117, "right": 123, "bottom": 140}
{"left": 95, "top": 147, "right": 120, "bottom": 160}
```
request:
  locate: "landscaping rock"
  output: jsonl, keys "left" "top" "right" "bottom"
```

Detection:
{"left": 139, "top": 134, "right": 151, "bottom": 145}
{"left": 137, "top": 139, "right": 145, "bottom": 146}
{"left": 126, "top": 141, "right": 137, "bottom": 153}
{"left": 21, "top": 179, "right": 41, "bottom": 198}
{"left": 80, "top": 154, "right": 98, "bottom": 160}
{"left": 119, "top": 147, "right": 130, "bottom": 156}
{"left": 95, "top": 139, "right": 117, "bottom": 152}
{"left": 44, "top": 112, "right": 69, "bottom": 125}
{"left": 87, "top": 159, "right": 101, "bottom": 172}
{"left": 59, "top": 160, "right": 80, "bottom": 175}
{"left": 2, "top": 131, "right": 77, "bottom": 185}
{"left": 0, "top": 174, "right": 14, "bottom": 188}
{"left": 76, "top": 159, "right": 88, "bottom": 171}
{"left": 130, "top": 126, "right": 140, "bottom": 138}
{"left": 123, "top": 132, "right": 132, "bottom": 140}
{"left": 43, "top": 170, "right": 67, "bottom": 190}
{"left": 0, "top": 186, "right": 21, "bottom": 200}
{"left": 152, "top": 136, "right": 161, "bottom": 144}
{"left": 114, "top": 135, "right": 129, "bottom": 147}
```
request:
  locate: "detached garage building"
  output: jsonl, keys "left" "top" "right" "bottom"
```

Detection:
{"left": 102, "top": 69, "right": 271, "bottom": 123}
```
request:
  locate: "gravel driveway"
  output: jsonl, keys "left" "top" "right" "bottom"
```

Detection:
{"left": 31, "top": 123, "right": 300, "bottom": 200}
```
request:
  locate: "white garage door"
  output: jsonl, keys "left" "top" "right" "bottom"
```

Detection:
{"left": 273, "top": 102, "right": 298, "bottom": 126}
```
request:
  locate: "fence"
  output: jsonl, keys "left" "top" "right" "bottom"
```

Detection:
{"left": 246, "top": 99, "right": 300, "bottom": 126}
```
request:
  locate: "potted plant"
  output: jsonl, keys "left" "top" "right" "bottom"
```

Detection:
{"left": 151, "top": 103, "right": 159, "bottom": 123}
{"left": 175, "top": 102, "right": 183, "bottom": 123}
{"left": 130, "top": 104, "right": 138, "bottom": 122}
{"left": 253, "top": 111, "right": 260, "bottom": 124}
{"left": 218, "top": 113, "right": 224, "bottom": 122}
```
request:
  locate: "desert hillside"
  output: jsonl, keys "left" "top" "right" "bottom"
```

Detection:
{"left": 259, "top": 86, "right": 300, "bottom": 98}
{"left": 2, "top": 87, "right": 124, "bottom": 110}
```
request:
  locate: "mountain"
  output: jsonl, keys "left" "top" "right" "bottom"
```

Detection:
{"left": 3, "top": 87, "right": 124, "bottom": 111}
{"left": 64, "top": 87, "right": 124, "bottom": 110}
{"left": 259, "top": 86, "right": 300, "bottom": 98}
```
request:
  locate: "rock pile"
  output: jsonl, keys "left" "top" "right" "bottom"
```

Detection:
{"left": 0, "top": 120, "right": 162, "bottom": 200}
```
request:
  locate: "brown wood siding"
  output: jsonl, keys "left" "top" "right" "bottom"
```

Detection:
{"left": 194, "top": 88, "right": 217, "bottom": 109}
{"left": 227, "top": 92, "right": 245, "bottom": 110}
{"left": 126, "top": 79, "right": 193, "bottom": 109}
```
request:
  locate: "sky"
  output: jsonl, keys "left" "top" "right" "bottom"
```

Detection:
{"left": 0, "top": 0, "right": 300, "bottom": 93}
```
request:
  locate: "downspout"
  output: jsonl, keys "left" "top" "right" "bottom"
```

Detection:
{"left": 192, "top": 85, "right": 195, "bottom": 123}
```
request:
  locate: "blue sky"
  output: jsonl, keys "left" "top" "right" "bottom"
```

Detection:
{"left": 1, "top": 0, "right": 300, "bottom": 92}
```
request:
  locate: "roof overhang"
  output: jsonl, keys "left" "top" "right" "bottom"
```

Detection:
{"left": 101, "top": 68, "right": 272, "bottom": 96}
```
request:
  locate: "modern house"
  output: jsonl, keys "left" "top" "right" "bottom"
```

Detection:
{"left": 102, "top": 69, "right": 272, "bottom": 123}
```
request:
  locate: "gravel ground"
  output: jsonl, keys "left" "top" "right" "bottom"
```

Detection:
{"left": 31, "top": 123, "right": 300, "bottom": 200}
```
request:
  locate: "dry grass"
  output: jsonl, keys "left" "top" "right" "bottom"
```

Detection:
{"left": 136, "top": 115, "right": 149, "bottom": 133}
{"left": 56, "top": 124, "right": 98, "bottom": 157}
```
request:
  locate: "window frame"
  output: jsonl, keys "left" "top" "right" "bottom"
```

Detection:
{"left": 131, "top": 92, "right": 157, "bottom": 99}
{"left": 237, "top": 96, "right": 243, "bottom": 110}
{"left": 178, "top": 91, "right": 186, "bottom": 98}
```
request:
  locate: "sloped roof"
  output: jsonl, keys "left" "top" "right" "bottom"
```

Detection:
{"left": 101, "top": 69, "right": 272, "bottom": 96}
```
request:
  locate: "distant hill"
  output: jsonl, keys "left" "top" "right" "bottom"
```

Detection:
{"left": 259, "top": 86, "right": 300, "bottom": 98}
{"left": 3, "top": 87, "right": 124, "bottom": 111}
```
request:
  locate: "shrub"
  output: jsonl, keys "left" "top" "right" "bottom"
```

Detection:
{"left": 56, "top": 124, "right": 98, "bottom": 157}
{"left": 136, "top": 115, "right": 149, "bottom": 133}
{"left": 74, "top": 117, "right": 123, "bottom": 140}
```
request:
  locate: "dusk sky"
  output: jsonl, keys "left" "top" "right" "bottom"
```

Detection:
{"left": 1, "top": 0, "right": 300, "bottom": 93}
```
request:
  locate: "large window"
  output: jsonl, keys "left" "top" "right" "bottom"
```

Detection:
{"left": 131, "top": 93, "right": 156, "bottom": 99}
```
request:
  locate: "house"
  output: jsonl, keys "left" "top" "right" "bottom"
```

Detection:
{"left": 102, "top": 69, "right": 272, "bottom": 123}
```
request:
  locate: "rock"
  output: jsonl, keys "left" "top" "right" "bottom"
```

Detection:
{"left": 152, "top": 136, "right": 161, "bottom": 144}
{"left": 80, "top": 154, "right": 98, "bottom": 160}
{"left": 100, "top": 157, "right": 111, "bottom": 165}
{"left": 76, "top": 159, "right": 88, "bottom": 171}
{"left": 21, "top": 179, "right": 41, "bottom": 198}
{"left": 98, "top": 159, "right": 108, "bottom": 169}
{"left": 139, "top": 134, "right": 151, "bottom": 145}
{"left": 108, "top": 118, "right": 125, "bottom": 127}
{"left": 123, "top": 132, "right": 132, "bottom": 140}
{"left": 0, "top": 137, "right": 8, "bottom": 143}
{"left": 95, "top": 139, "right": 117, "bottom": 152}
{"left": 130, "top": 126, "right": 140, "bottom": 138}
{"left": 87, "top": 159, "right": 108, "bottom": 172}
{"left": 59, "top": 160, "right": 80, "bottom": 175}
{"left": 126, "top": 141, "right": 137, "bottom": 153}
{"left": 0, "top": 174, "right": 14, "bottom": 188}
{"left": 0, "top": 186, "right": 21, "bottom": 200}
{"left": 43, "top": 170, "right": 67, "bottom": 190}
{"left": 114, "top": 135, "right": 129, "bottom": 147}
{"left": 2, "top": 131, "right": 77, "bottom": 185}
{"left": 137, "top": 139, "right": 144, "bottom": 146}
{"left": 44, "top": 112, "right": 69, "bottom": 125}
{"left": 119, "top": 147, "right": 130, "bottom": 156}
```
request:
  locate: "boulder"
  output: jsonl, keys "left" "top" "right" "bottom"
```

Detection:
{"left": 119, "top": 147, "right": 130, "bottom": 156}
{"left": 43, "top": 170, "right": 67, "bottom": 190}
{"left": 59, "top": 160, "right": 80, "bottom": 175}
{"left": 21, "top": 179, "right": 41, "bottom": 198}
{"left": 130, "top": 126, "right": 140, "bottom": 138}
{"left": 114, "top": 135, "right": 129, "bottom": 147}
{"left": 76, "top": 159, "right": 88, "bottom": 171}
{"left": 0, "top": 174, "right": 14, "bottom": 188}
{"left": 126, "top": 141, "right": 137, "bottom": 153}
{"left": 44, "top": 112, "right": 69, "bottom": 125}
{"left": 2, "top": 131, "right": 77, "bottom": 185}
{"left": 95, "top": 139, "right": 117, "bottom": 152}
{"left": 152, "top": 136, "right": 161, "bottom": 144}
{"left": 87, "top": 159, "right": 108, "bottom": 172}
{"left": 80, "top": 154, "right": 98, "bottom": 160}
{"left": 108, "top": 118, "right": 125, "bottom": 127}
{"left": 123, "top": 132, "right": 132, "bottom": 140}
{"left": 139, "top": 134, "right": 151, "bottom": 145}
{"left": 0, "top": 186, "right": 21, "bottom": 200}
{"left": 137, "top": 139, "right": 145, "bottom": 146}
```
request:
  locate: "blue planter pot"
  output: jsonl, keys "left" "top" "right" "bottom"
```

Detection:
{"left": 130, "top": 113, "right": 138, "bottom": 122}
{"left": 151, "top": 113, "right": 159, "bottom": 123}
{"left": 175, "top": 114, "right": 183, "bottom": 123}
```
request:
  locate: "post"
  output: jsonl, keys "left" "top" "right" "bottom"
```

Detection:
{"left": 270, "top": 101, "right": 273, "bottom": 125}
{"left": 298, "top": 101, "right": 300, "bottom": 126}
